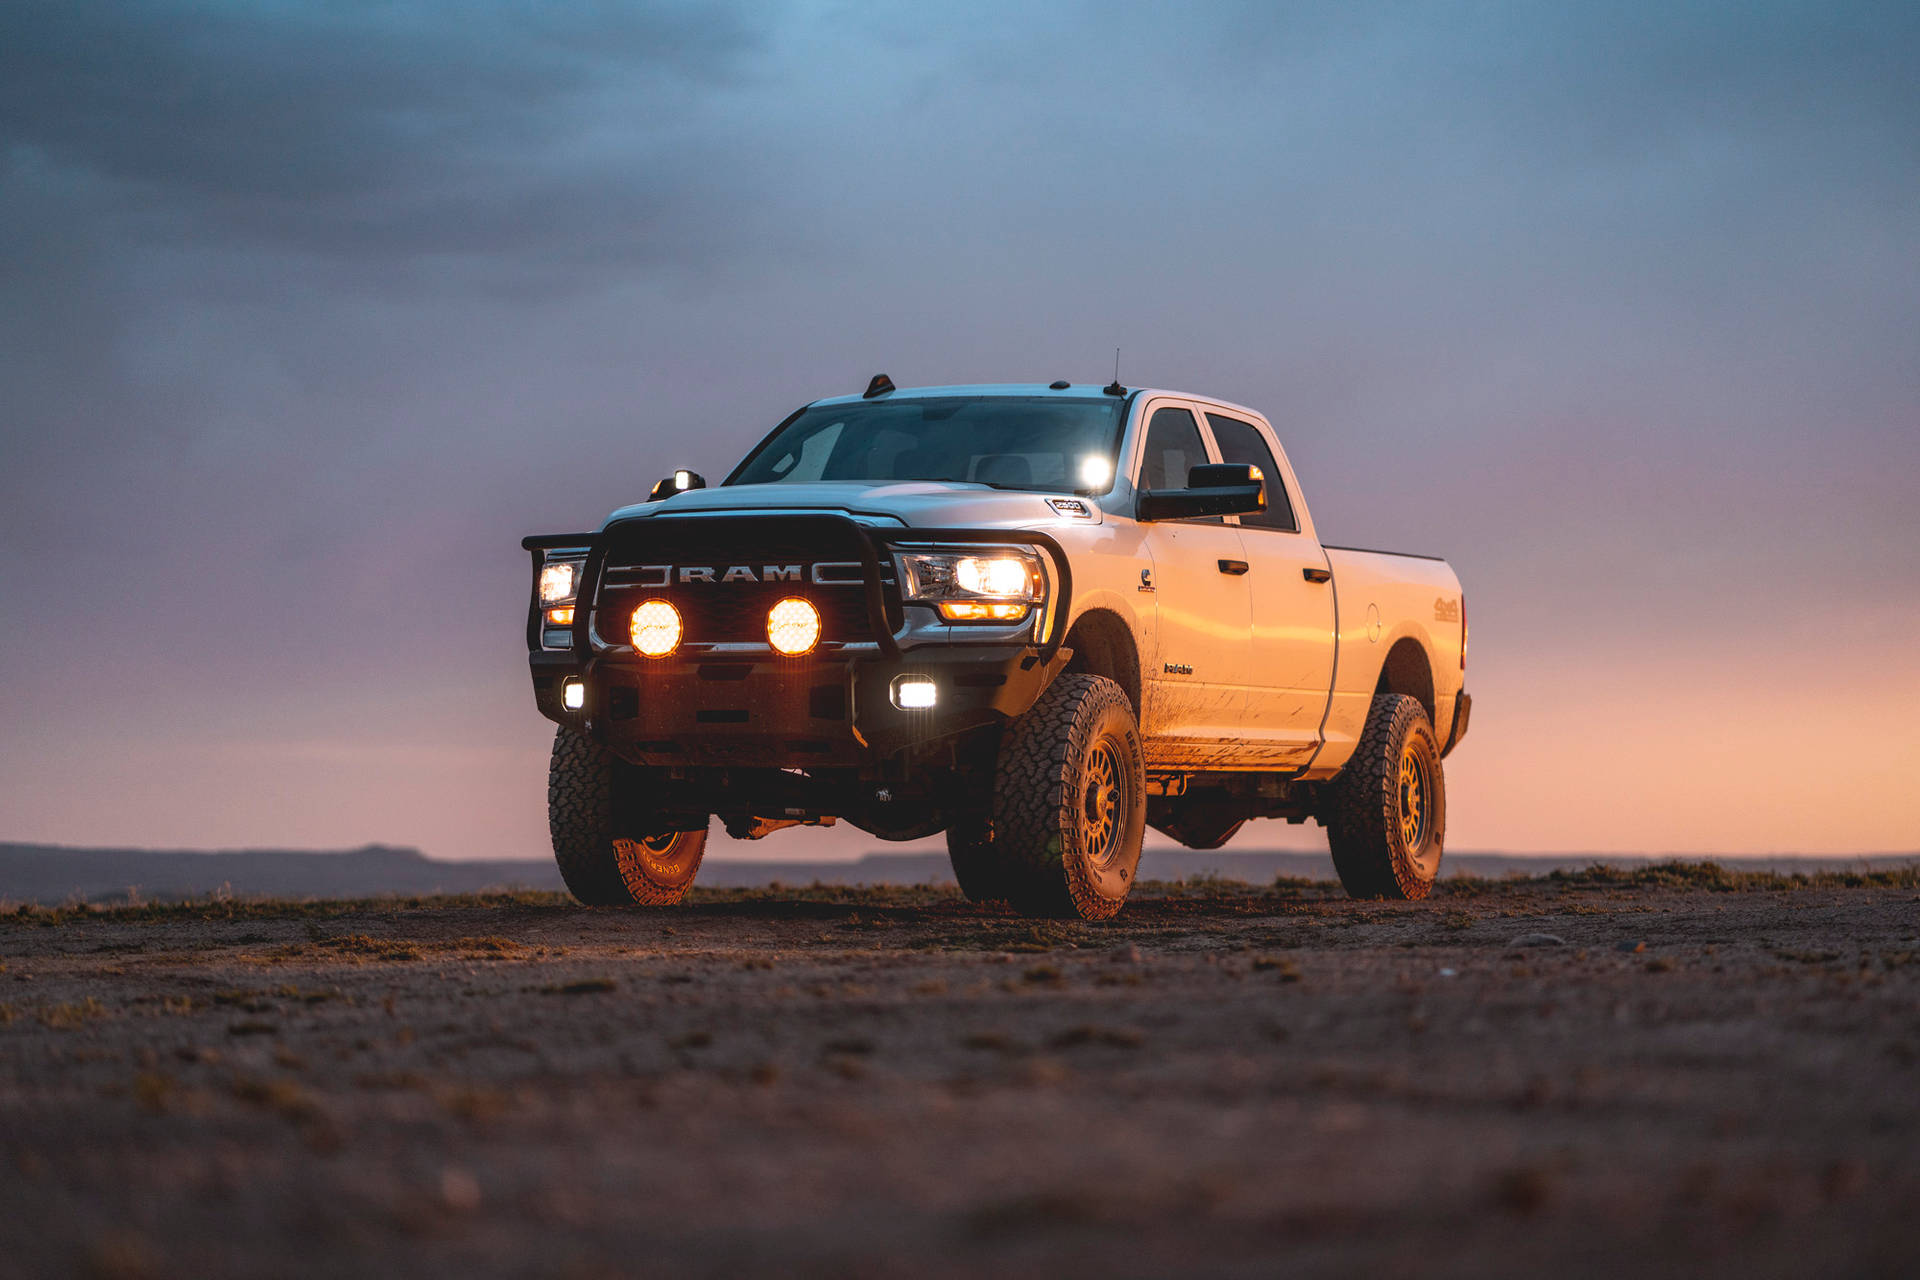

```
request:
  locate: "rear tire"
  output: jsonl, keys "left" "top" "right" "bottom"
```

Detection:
{"left": 549, "top": 728, "right": 707, "bottom": 906}
{"left": 1322, "top": 694, "right": 1445, "bottom": 899}
{"left": 990, "top": 674, "right": 1145, "bottom": 920}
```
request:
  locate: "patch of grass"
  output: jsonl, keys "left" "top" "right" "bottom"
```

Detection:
{"left": 451, "top": 936, "right": 527, "bottom": 957}
{"left": 319, "top": 934, "right": 423, "bottom": 961}
{"left": 1048, "top": 1024, "right": 1144, "bottom": 1049}
{"left": 1772, "top": 948, "right": 1843, "bottom": 965}
{"left": 38, "top": 997, "right": 108, "bottom": 1029}
{"left": 131, "top": 1071, "right": 176, "bottom": 1115}
{"left": 230, "top": 1075, "right": 319, "bottom": 1120}
{"left": 1251, "top": 956, "right": 1302, "bottom": 981}
{"left": 1547, "top": 861, "right": 1920, "bottom": 893}
{"left": 542, "top": 977, "right": 616, "bottom": 995}
{"left": 436, "top": 1084, "right": 510, "bottom": 1122}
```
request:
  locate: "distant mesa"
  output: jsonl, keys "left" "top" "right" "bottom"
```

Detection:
{"left": 0, "top": 842, "right": 562, "bottom": 906}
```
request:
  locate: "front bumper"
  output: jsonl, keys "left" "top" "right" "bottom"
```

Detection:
{"left": 532, "top": 644, "right": 1068, "bottom": 767}
{"left": 524, "top": 514, "right": 1075, "bottom": 769}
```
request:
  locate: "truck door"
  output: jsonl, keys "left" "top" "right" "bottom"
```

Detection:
{"left": 1132, "top": 403, "right": 1254, "bottom": 760}
{"left": 1206, "top": 412, "right": 1336, "bottom": 766}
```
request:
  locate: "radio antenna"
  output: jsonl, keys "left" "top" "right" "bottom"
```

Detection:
{"left": 1103, "top": 347, "right": 1126, "bottom": 397}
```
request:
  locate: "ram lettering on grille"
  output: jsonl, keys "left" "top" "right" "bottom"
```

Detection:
{"left": 613, "top": 565, "right": 878, "bottom": 588}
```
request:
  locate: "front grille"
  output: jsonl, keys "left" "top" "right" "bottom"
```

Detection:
{"left": 592, "top": 515, "right": 902, "bottom": 649}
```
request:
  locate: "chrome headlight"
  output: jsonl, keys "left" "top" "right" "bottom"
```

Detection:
{"left": 896, "top": 548, "right": 1047, "bottom": 623}
{"left": 537, "top": 560, "right": 572, "bottom": 606}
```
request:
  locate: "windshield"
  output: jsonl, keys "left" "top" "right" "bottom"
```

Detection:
{"left": 726, "top": 396, "right": 1128, "bottom": 493}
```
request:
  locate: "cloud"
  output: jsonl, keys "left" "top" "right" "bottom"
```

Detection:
{"left": 0, "top": 0, "right": 767, "bottom": 269}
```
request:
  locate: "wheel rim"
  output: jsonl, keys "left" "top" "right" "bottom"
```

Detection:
{"left": 1397, "top": 744, "right": 1431, "bottom": 851}
{"left": 1081, "top": 739, "right": 1127, "bottom": 869}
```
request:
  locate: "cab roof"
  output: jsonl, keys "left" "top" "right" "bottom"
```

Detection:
{"left": 806, "top": 382, "right": 1266, "bottom": 421}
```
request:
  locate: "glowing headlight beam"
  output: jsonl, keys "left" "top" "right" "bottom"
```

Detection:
{"left": 538, "top": 561, "right": 577, "bottom": 605}
{"left": 955, "top": 556, "right": 1032, "bottom": 597}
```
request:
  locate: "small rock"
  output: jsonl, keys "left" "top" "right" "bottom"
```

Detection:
{"left": 1510, "top": 933, "right": 1567, "bottom": 948}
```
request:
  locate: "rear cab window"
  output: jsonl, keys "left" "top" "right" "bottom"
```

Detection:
{"left": 1205, "top": 413, "right": 1298, "bottom": 533}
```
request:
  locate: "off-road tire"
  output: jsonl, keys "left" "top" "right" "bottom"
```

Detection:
{"left": 1322, "top": 693, "right": 1445, "bottom": 900}
{"left": 549, "top": 728, "right": 707, "bottom": 906}
{"left": 990, "top": 673, "right": 1146, "bottom": 920}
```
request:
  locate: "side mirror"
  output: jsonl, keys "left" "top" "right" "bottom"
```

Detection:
{"left": 648, "top": 469, "right": 708, "bottom": 502}
{"left": 1136, "top": 463, "right": 1266, "bottom": 522}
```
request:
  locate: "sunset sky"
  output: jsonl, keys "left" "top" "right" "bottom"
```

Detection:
{"left": 3, "top": 1, "right": 1916, "bottom": 862}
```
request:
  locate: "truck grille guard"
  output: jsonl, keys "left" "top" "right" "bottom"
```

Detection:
{"left": 524, "top": 513, "right": 1073, "bottom": 665}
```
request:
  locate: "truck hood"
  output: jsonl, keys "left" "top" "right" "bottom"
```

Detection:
{"left": 603, "top": 481, "right": 1099, "bottom": 530}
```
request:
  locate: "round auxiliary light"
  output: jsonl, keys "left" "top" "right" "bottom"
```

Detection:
{"left": 630, "top": 599, "right": 682, "bottom": 657}
{"left": 766, "top": 597, "right": 821, "bottom": 656}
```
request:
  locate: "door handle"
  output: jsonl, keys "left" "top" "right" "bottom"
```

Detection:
{"left": 1303, "top": 566, "right": 1332, "bottom": 583}
{"left": 1218, "top": 559, "right": 1249, "bottom": 576}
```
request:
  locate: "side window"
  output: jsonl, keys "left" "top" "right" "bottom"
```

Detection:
{"left": 1206, "top": 414, "right": 1298, "bottom": 532}
{"left": 1137, "top": 406, "right": 1222, "bottom": 523}
{"left": 1139, "top": 406, "right": 1210, "bottom": 491}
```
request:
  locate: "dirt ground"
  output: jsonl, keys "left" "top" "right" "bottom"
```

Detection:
{"left": 1, "top": 865, "right": 1916, "bottom": 1279}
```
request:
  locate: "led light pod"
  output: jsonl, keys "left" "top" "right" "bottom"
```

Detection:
{"left": 630, "top": 599, "right": 682, "bottom": 657}
{"left": 893, "top": 678, "right": 937, "bottom": 709}
{"left": 767, "top": 597, "right": 821, "bottom": 655}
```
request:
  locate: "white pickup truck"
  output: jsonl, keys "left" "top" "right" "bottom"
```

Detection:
{"left": 523, "top": 377, "right": 1470, "bottom": 919}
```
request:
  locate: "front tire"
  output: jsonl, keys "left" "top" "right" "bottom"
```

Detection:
{"left": 549, "top": 728, "right": 707, "bottom": 906}
{"left": 1322, "top": 693, "right": 1445, "bottom": 899}
{"left": 990, "top": 674, "right": 1146, "bottom": 920}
